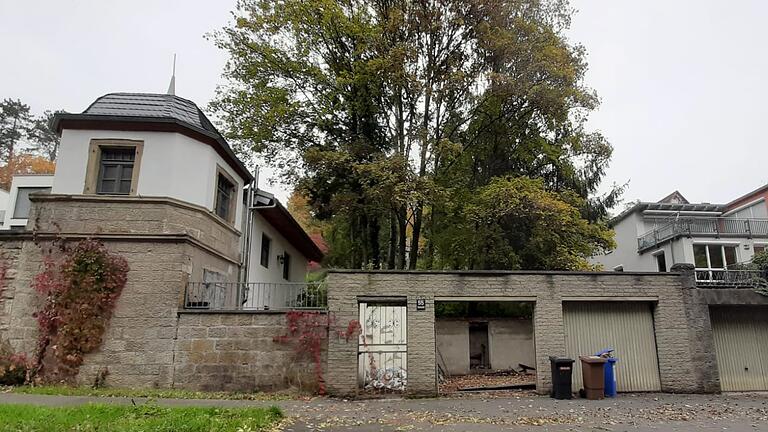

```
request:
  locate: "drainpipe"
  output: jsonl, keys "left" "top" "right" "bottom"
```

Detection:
{"left": 239, "top": 167, "right": 259, "bottom": 287}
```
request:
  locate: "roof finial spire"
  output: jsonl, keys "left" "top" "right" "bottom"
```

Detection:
{"left": 167, "top": 54, "right": 176, "bottom": 95}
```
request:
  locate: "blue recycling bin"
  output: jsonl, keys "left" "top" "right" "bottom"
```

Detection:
{"left": 595, "top": 348, "right": 618, "bottom": 398}
{"left": 604, "top": 358, "right": 617, "bottom": 397}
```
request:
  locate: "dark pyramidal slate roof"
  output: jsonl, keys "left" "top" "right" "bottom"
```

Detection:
{"left": 83, "top": 93, "right": 218, "bottom": 136}
{"left": 53, "top": 93, "right": 253, "bottom": 181}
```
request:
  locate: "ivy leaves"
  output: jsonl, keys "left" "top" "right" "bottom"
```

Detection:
{"left": 31, "top": 239, "right": 129, "bottom": 383}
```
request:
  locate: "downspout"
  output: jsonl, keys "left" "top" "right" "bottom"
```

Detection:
{"left": 239, "top": 167, "right": 259, "bottom": 287}
{"left": 670, "top": 211, "right": 681, "bottom": 265}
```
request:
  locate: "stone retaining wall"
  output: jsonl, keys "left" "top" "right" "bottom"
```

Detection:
{"left": 173, "top": 312, "right": 318, "bottom": 392}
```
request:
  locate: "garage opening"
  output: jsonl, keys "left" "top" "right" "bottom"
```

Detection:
{"left": 435, "top": 300, "right": 536, "bottom": 394}
{"left": 563, "top": 301, "right": 661, "bottom": 392}
{"left": 710, "top": 305, "right": 768, "bottom": 391}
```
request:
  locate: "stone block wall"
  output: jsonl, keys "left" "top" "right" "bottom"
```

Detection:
{"left": 172, "top": 312, "right": 318, "bottom": 392}
{"left": 0, "top": 195, "right": 243, "bottom": 388}
{"left": 0, "top": 237, "right": 40, "bottom": 354}
{"left": 29, "top": 194, "right": 241, "bottom": 262}
{"left": 325, "top": 270, "right": 714, "bottom": 397}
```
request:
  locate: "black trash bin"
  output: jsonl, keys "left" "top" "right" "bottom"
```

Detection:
{"left": 549, "top": 356, "right": 575, "bottom": 399}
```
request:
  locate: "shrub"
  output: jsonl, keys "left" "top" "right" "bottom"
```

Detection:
{"left": 751, "top": 251, "right": 768, "bottom": 296}
{"left": 0, "top": 341, "right": 31, "bottom": 386}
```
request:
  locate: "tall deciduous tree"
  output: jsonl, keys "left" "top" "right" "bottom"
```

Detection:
{"left": 0, "top": 99, "right": 32, "bottom": 164}
{"left": 27, "top": 110, "right": 63, "bottom": 161}
{"left": 213, "top": 0, "right": 619, "bottom": 271}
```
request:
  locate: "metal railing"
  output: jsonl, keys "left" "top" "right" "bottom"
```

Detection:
{"left": 184, "top": 281, "right": 327, "bottom": 311}
{"left": 694, "top": 269, "right": 767, "bottom": 288}
{"left": 637, "top": 217, "right": 768, "bottom": 251}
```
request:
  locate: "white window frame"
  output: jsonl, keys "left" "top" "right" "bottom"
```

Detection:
{"left": 693, "top": 243, "right": 739, "bottom": 281}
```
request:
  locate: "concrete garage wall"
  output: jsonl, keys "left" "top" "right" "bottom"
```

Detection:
{"left": 490, "top": 319, "right": 535, "bottom": 371}
{"left": 435, "top": 320, "right": 469, "bottom": 375}
{"left": 436, "top": 318, "right": 535, "bottom": 376}
{"left": 325, "top": 269, "right": 715, "bottom": 397}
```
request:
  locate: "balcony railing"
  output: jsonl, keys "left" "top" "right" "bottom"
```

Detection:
{"left": 184, "top": 281, "right": 327, "bottom": 311}
{"left": 694, "top": 269, "right": 767, "bottom": 288}
{"left": 638, "top": 217, "right": 768, "bottom": 252}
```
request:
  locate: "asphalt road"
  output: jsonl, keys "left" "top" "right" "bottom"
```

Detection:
{"left": 1, "top": 391, "right": 767, "bottom": 431}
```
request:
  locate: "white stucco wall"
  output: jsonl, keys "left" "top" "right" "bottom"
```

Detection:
{"left": 2, "top": 175, "right": 54, "bottom": 229}
{"left": 53, "top": 129, "right": 246, "bottom": 228}
{"left": 590, "top": 212, "right": 654, "bottom": 271}
{"left": 0, "top": 189, "right": 9, "bottom": 226}
{"left": 246, "top": 211, "right": 310, "bottom": 284}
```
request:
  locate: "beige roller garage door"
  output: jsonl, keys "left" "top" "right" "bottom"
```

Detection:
{"left": 710, "top": 306, "right": 768, "bottom": 391}
{"left": 563, "top": 302, "right": 661, "bottom": 392}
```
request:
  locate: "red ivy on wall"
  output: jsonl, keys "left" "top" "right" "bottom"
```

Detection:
{"left": 274, "top": 311, "right": 360, "bottom": 395}
{"left": 31, "top": 239, "right": 129, "bottom": 383}
{"left": 0, "top": 259, "right": 7, "bottom": 302}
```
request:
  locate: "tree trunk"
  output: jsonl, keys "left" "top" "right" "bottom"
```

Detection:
{"left": 369, "top": 215, "right": 381, "bottom": 269}
{"left": 360, "top": 213, "right": 369, "bottom": 267}
{"left": 387, "top": 212, "right": 396, "bottom": 269}
{"left": 409, "top": 202, "right": 422, "bottom": 270}
{"left": 397, "top": 205, "right": 407, "bottom": 269}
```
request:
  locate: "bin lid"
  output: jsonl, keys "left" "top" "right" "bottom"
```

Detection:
{"left": 595, "top": 348, "right": 614, "bottom": 356}
{"left": 549, "top": 356, "right": 575, "bottom": 364}
{"left": 579, "top": 355, "right": 607, "bottom": 363}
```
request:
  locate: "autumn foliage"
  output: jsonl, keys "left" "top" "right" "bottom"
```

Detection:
{"left": 32, "top": 239, "right": 129, "bottom": 383}
{"left": 274, "top": 311, "right": 360, "bottom": 395}
{"left": 0, "top": 153, "right": 55, "bottom": 190}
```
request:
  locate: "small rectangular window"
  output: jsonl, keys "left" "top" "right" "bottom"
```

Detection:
{"left": 282, "top": 252, "right": 291, "bottom": 280}
{"left": 13, "top": 187, "right": 51, "bottom": 219}
{"left": 215, "top": 173, "right": 235, "bottom": 221}
{"left": 755, "top": 245, "right": 766, "bottom": 256}
{"left": 97, "top": 147, "right": 135, "bottom": 194}
{"left": 260, "top": 234, "right": 271, "bottom": 268}
{"left": 655, "top": 252, "right": 667, "bottom": 272}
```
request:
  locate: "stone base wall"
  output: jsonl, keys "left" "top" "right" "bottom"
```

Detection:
{"left": 173, "top": 312, "right": 319, "bottom": 392}
{"left": 0, "top": 194, "right": 256, "bottom": 389}
{"left": 0, "top": 236, "right": 305, "bottom": 390}
{"left": 0, "top": 237, "right": 40, "bottom": 354}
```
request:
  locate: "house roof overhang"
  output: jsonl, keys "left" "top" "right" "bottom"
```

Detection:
{"left": 610, "top": 201, "right": 725, "bottom": 226}
{"left": 252, "top": 190, "right": 324, "bottom": 262}
{"left": 726, "top": 183, "right": 768, "bottom": 209}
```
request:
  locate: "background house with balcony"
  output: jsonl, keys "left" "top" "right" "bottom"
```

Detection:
{"left": 591, "top": 188, "right": 768, "bottom": 283}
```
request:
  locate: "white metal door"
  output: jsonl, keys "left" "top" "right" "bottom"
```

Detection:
{"left": 710, "top": 306, "right": 768, "bottom": 391}
{"left": 358, "top": 302, "right": 408, "bottom": 392}
{"left": 563, "top": 302, "right": 661, "bottom": 392}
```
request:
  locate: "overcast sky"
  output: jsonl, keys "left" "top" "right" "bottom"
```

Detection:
{"left": 1, "top": 1, "right": 766, "bottom": 208}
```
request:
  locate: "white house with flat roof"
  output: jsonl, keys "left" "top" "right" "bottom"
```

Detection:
{"left": 591, "top": 189, "right": 768, "bottom": 284}
{"left": 1, "top": 174, "right": 54, "bottom": 230}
